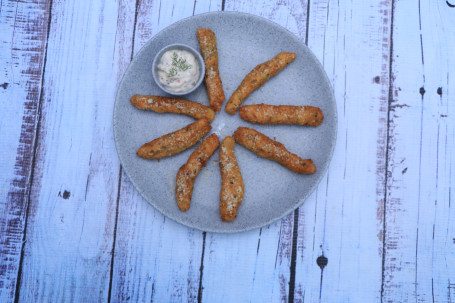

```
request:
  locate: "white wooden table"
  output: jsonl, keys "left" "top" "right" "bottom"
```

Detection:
{"left": 1, "top": 0, "right": 454, "bottom": 302}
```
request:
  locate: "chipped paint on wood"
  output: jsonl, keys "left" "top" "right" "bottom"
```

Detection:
{"left": 109, "top": 1, "right": 218, "bottom": 302}
{"left": 294, "top": 0, "right": 392, "bottom": 301}
{"left": 0, "top": 0, "right": 454, "bottom": 302}
{"left": 14, "top": 0, "right": 133, "bottom": 301}
{"left": 383, "top": 0, "right": 455, "bottom": 302}
{"left": 0, "top": 0, "right": 51, "bottom": 301}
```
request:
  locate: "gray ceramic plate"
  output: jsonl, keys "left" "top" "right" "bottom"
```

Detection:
{"left": 114, "top": 12, "right": 337, "bottom": 233}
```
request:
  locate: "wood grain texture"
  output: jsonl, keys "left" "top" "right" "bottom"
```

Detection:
{"left": 292, "top": 0, "right": 392, "bottom": 301}
{"left": 201, "top": 220, "right": 295, "bottom": 303}
{"left": 0, "top": 1, "right": 51, "bottom": 302}
{"left": 0, "top": 0, "right": 453, "bottom": 302}
{"left": 383, "top": 0, "right": 455, "bottom": 302}
{"left": 111, "top": 174, "right": 205, "bottom": 303}
{"left": 110, "top": 1, "right": 221, "bottom": 302}
{"left": 15, "top": 0, "right": 136, "bottom": 301}
{"left": 200, "top": 1, "right": 308, "bottom": 302}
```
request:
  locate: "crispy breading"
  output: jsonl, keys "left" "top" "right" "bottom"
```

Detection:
{"left": 225, "top": 52, "right": 296, "bottom": 114}
{"left": 130, "top": 95, "right": 215, "bottom": 122}
{"left": 239, "top": 104, "right": 323, "bottom": 126}
{"left": 219, "top": 136, "right": 244, "bottom": 221}
{"left": 176, "top": 134, "right": 220, "bottom": 211}
{"left": 197, "top": 28, "right": 225, "bottom": 112}
{"left": 137, "top": 119, "right": 211, "bottom": 159}
{"left": 232, "top": 127, "right": 316, "bottom": 174}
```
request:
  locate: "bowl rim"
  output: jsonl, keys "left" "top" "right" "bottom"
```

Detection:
{"left": 152, "top": 43, "right": 205, "bottom": 96}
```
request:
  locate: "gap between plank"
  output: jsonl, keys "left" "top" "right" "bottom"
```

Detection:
{"left": 380, "top": 0, "right": 395, "bottom": 301}
{"left": 14, "top": 0, "right": 54, "bottom": 301}
{"left": 107, "top": 166, "right": 123, "bottom": 302}
{"left": 287, "top": 209, "right": 299, "bottom": 303}
{"left": 197, "top": 231, "right": 207, "bottom": 303}
{"left": 288, "top": 2, "right": 311, "bottom": 300}
{"left": 107, "top": 0, "right": 141, "bottom": 301}
{"left": 288, "top": 0, "right": 311, "bottom": 303}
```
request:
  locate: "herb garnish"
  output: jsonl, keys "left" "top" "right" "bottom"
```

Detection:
{"left": 167, "top": 52, "right": 192, "bottom": 77}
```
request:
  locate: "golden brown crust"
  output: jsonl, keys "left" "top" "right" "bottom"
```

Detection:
{"left": 225, "top": 52, "right": 297, "bottom": 114}
{"left": 130, "top": 95, "right": 215, "bottom": 122}
{"left": 219, "top": 136, "right": 244, "bottom": 221}
{"left": 137, "top": 119, "right": 211, "bottom": 159}
{"left": 176, "top": 134, "right": 220, "bottom": 211}
{"left": 239, "top": 104, "right": 323, "bottom": 126}
{"left": 232, "top": 127, "right": 316, "bottom": 174}
{"left": 197, "top": 28, "right": 225, "bottom": 112}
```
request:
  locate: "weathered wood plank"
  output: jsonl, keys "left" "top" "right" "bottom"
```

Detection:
{"left": 1, "top": 1, "right": 451, "bottom": 302}
{"left": 383, "top": 1, "right": 455, "bottom": 302}
{"left": 200, "top": 1, "right": 308, "bottom": 302}
{"left": 110, "top": 1, "right": 222, "bottom": 302}
{"left": 111, "top": 175, "right": 205, "bottom": 303}
{"left": 15, "top": 0, "right": 136, "bottom": 301}
{"left": 0, "top": 0, "right": 51, "bottom": 301}
{"left": 293, "top": 0, "right": 391, "bottom": 301}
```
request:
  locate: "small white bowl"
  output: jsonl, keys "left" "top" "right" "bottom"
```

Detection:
{"left": 152, "top": 44, "right": 205, "bottom": 96}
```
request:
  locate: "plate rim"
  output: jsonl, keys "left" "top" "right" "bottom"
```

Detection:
{"left": 114, "top": 11, "right": 338, "bottom": 233}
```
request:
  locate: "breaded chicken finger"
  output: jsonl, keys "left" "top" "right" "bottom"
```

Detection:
{"left": 233, "top": 127, "right": 316, "bottom": 174}
{"left": 176, "top": 134, "right": 220, "bottom": 211}
{"left": 197, "top": 28, "right": 225, "bottom": 112}
{"left": 130, "top": 95, "right": 215, "bottom": 122}
{"left": 219, "top": 136, "right": 244, "bottom": 221}
{"left": 137, "top": 119, "right": 211, "bottom": 159}
{"left": 239, "top": 104, "right": 323, "bottom": 126}
{"left": 225, "top": 52, "right": 296, "bottom": 114}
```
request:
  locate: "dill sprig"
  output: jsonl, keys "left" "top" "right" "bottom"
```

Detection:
{"left": 167, "top": 52, "right": 192, "bottom": 77}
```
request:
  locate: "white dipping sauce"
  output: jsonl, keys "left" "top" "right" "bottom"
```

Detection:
{"left": 157, "top": 49, "right": 200, "bottom": 92}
